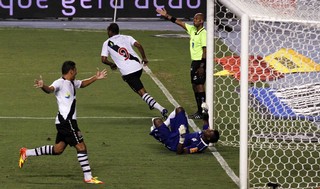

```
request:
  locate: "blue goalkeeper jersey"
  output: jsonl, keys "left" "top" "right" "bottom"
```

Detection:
{"left": 183, "top": 132, "right": 209, "bottom": 154}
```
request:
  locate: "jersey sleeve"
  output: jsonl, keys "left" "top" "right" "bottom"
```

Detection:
{"left": 185, "top": 142, "right": 207, "bottom": 154}
{"left": 101, "top": 40, "right": 109, "bottom": 57}
{"left": 185, "top": 23, "right": 193, "bottom": 35}
{"left": 203, "top": 124, "right": 209, "bottom": 130}
{"left": 127, "top": 35, "right": 137, "bottom": 46}
{"left": 50, "top": 79, "right": 60, "bottom": 92}
{"left": 73, "top": 80, "right": 82, "bottom": 89}
{"left": 183, "top": 132, "right": 208, "bottom": 154}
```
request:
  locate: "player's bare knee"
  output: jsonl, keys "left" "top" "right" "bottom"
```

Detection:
{"left": 75, "top": 142, "right": 87, "bottom": 152}
{"left": 175, "top": 107, "right": 185, "bottom": 114}
{"left": 53, "top": 147, "right": 63, "bottom": 155}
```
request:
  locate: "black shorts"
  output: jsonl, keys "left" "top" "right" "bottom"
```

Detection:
{"left": 122, "top": 69, "right": 144, "bottom": 93}
{"left": 190, "top": 60, "right": 206, "bottom": 85}
{"left": 55, "top": 119, "right": 83, "bottom": 147}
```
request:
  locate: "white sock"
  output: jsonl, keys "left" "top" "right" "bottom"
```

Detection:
{"left": 26, "top": 145, "right": 54, "bottom": 157}
{"left": 164, "top": 110, "right": 176, "bottom": 126}
{"left": 142, "top": 93, "right": 164, "bottom": 112}
{"left": 77, "top": 153, "right": 92, "bottom": 181}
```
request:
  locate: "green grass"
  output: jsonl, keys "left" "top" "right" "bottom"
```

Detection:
{"left": 0, "top": 28, "right": 239, "bottom": 189}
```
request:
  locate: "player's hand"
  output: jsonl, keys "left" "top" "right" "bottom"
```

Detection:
{"left": 142, "top": 58, "right": 148, "bottom": 66}
{"left": 196, "top": 67, "right": 205, "bottom": 78}
{"left": 34, "top": 75, "right": 44, "bottom": 88}
{"left": 96, "top": 68, "right": 107, "bottom": 80}
{"left": 156, "top": 8, "right": 167, "bottom": 17}
{"left": 110, "top": 63, "right": 117, "bottom": 70}
{"left": 178, "top": 124, "right": 186, "bottom": 136}
{"left": 178, "top": 124, "right": 186, "bottom": 144}
{"left": 201, "top": 102, "right": 208, "bottom": 114}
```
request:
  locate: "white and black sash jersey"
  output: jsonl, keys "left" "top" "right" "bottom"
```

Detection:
{"left": 101, "top": 34, "right": 143, "bottom": 76}
{"left": 50, "top": 78, "right": 82, "bottom": 124}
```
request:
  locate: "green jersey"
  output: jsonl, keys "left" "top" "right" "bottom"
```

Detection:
{"left": 185, "top": 23, "right": 206, "bottom": 61}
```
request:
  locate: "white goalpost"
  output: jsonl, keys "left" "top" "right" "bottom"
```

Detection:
{"left": 210, "top": 0, "right": 320, "bottom": 188}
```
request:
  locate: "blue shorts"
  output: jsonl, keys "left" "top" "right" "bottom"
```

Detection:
{"left": 169, "top": 110, "right": 189, "bottom": 134}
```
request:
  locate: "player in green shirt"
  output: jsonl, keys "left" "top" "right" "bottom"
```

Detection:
{"left": 156, "top": 8, "right": 207, "bottom": 119}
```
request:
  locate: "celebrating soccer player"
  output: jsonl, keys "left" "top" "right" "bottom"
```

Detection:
{"left": 19, "top": 61, "right": 106, "bottom": 184}
{"left": 101, "top": 23, "right": 168, "bottom": 119}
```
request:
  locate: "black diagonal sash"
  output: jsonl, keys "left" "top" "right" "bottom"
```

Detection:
{"left": 108, "top": 40, "right": 140, "bottom": 63}
{"left": 58, "top": 79, "right": 77, "bottom": 123}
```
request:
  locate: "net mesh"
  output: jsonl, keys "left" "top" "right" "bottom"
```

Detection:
{"left": 215, "top": 0, "right": 320, "bottom": 188}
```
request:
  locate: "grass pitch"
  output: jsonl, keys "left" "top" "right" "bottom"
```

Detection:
{"left": 0, "top": 28, "right": 239, "bottom": 189}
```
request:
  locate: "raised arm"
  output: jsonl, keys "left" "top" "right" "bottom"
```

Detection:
{"left": 156, "top": 8, "right": 186, "bottom": 30}
{"left": 34, "top": 75, "right": 54, "bottom": 94}
{"left": 81, "top": 68, "right": 107, "bottom": 88}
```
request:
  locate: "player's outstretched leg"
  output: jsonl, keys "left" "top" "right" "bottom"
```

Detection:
{"left": 142, "top": 93, "right": 168, "bottom": 118}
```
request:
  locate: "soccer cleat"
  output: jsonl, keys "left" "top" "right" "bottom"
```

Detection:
{"left": 188, "top": 112, "right": 203, "bottom": 119}
{"left": 84, "top": 177, "right": 104, "bottom": 184}
{"left": 19, "top": 147, "right": 27, "bottom": 168}
{"left": 161, "top": 109, "right": 168, "bottom": 119}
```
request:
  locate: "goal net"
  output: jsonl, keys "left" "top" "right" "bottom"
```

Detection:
{"left": 214, "top": 0, "right": 320, "bottom": 188}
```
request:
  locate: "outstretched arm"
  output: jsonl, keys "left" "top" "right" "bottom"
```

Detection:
{"left": 156, "top": 8, "right": 186, "bottom": 30}
{"left": 34, "top": 75, "right": 54, "bottom": 94}
{"left": 81, "top": 68, "right": 107, "bottom": 88}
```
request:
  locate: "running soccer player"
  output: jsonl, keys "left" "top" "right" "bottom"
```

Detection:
{"left": 101, "top": 23, "right": 168, "bottom": 119}
{"left": 19, "top": 61, "right": 106, "bottom": 184}
{"left": 156, "top": 8, "right": 207, "bottom": 119}
{"left": 149, "top": 107, "right": 219, "bottom": 154}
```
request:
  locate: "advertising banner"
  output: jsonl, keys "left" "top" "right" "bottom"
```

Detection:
{"left": 0, "top": 0, "right": 206, "bottom": 19}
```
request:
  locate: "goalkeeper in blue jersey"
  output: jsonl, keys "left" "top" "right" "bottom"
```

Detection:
{"left": 149, "top": 107, "right": 219, "bottom": 154}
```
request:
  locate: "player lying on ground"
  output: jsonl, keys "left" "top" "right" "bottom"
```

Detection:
{"left": 19, "top": 61, "right": 106, "bottom": 184}
{"left": 150, "top": 106, "right": 219, "bottom": 154}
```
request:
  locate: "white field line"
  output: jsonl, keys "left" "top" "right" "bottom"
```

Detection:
{"left": 209, "top": 146, "right": 240, "bottom": 187}
{"left": 143, "top": 65, "right": 240, "bottom": 186}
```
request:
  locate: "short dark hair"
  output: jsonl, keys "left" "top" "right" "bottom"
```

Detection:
{"left": 107, "top": 23, "right": 120, "bottom": 34}
{"left": 209, "top": 130, "right": 220, "bottom": 143}
{"left": 61, "top": 60, "right": 76, "bottom": 75}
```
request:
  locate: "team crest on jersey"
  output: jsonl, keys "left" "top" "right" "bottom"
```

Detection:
{"left": 65, "top": 92, "right": 71, "bottom": 99}
{"left": 192, "top": 138, "right": 198, "bottom": 142}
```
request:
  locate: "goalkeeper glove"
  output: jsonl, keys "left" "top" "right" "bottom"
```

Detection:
{"left": 178, "top": 125, "right": 186, "bottom": 144}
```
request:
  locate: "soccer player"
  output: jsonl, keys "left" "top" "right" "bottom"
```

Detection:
{"left": 101, "top": 23, "right": 168, "bottom": 119}
{"left": 149, "top": 107, "right": 219, "bottom": 154}
{"left": 19, "top": 61, "right": 106, "bottom": 184}
{"left": 156, "top": 8, "right": 207, "bottom": 119}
